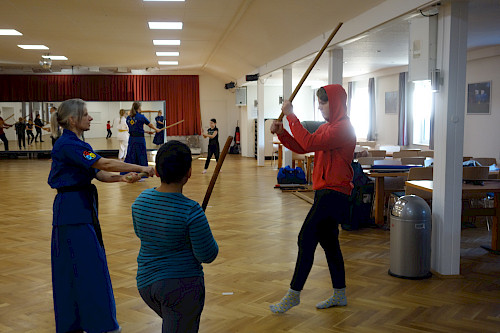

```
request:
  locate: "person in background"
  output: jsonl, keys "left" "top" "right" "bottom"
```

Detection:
{"left": 50, "top": 106, "right": 62, "bottom": 146}
{"left": 124, "top": 102, "right": 161, "bottom": 168}
{"left": 115, "top": 109, "right": 129, "bottom": 161}
{"left": 269, "top": 84, "right": 356, "bottom": 314}
{"left": 132, "top": 140, "right": 218, "bottom": 332}
{"left": 34, "top": 114, "right": 45, "bottom": 142}
{"left": 152, "top": 110, "right": 165, "bottom": 146}
{"left": 15, "top": 117, "right": 26, "bottom": 150}
{"left": 201, "top": 118, "right": 219, "bottom": 174}
{"left": 0, "top": 112, "right": 13, "bottom": 151}
{"left": 26, "top": 117, "right": 35, "bottom": 145}
{"left": 48, "top": 98, "right": 155, "bottom": 333}
{"left": 106, "top": 120, "right": 112, "bottom": 139}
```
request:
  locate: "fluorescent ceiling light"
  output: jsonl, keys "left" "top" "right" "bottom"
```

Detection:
{"left": 153, "top": 40, "right": 181, "bottom": 45}
{"left": 0, "top": 29, "right": 22, "bottom": 36}
{"left": 156, "top": 51, "right": 179, "bottom": 56}
{"left": 158, "top": 61, "right": 178, "bottom": 65}
{"left": 18, "top": 45, "right": 49, "bottom": 50}
{"left": 148, "top": 22, "right": 183, "bottom": 30}
{"left": 42, "top": 55, "right": 68, "bottom": 60}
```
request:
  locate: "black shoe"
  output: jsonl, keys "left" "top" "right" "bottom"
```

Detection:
{"left": 41, "top": 140, "right": 44, "bottom": 142}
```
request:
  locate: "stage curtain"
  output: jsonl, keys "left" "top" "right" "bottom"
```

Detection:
{"left": 0, "top": 75, "right": 200, "bottom": 135}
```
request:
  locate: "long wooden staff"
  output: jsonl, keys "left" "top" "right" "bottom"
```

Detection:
{"left": 277, "top": 22, "right": 343, "bottom": 121}
{"left": 202, "top": 135, "right": 233, "bottom": 211}
{"left": 3, "top": 114, "right": 14, "bottom": 122}
{"left": 160, "top": 119, "right": 184, "bottom": 131}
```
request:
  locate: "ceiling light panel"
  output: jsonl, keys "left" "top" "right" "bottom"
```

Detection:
{"left": 0, "top": 29, "right": 22, "bottom": 35}
{"left": 158, "top": 61, "right": 178, "bottom": 65}
{"left": 149, "top": 22, "right": 183, "bottom": 30}
{"left": 18, "top": 45, "right": 49, "bottom": 49}
{"left": 42, "top": 55, "right": 68, "bottom": 60}
{"left": 153, "top": 40, "right": 181, "bottom": 45}
{"left": 156, "top": 51, "right": 179, "bottom": 56}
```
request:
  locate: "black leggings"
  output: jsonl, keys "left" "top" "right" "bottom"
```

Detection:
{"left": 26, "top": 130, "right": 34, "bottom": 144}
{"left": 290, "top": 189, "right": 349, "bottom": 291}
{"left": 0, "top": 133, "right": 8, "bottom": 151}
{"left": 35, "top": 129, "right": 43, "bottom": 142}
{"left": 204, "top": 144, "right": 220, "bottom": 169}
{"left": 17, "top": 133, "right": 26, "bottom": 149}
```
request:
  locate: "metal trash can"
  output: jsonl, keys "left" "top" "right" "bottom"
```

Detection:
{"left": 388, "top": 195, "right": 432, "bottom": 279}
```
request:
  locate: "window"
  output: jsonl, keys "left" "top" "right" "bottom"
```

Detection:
{"left": 412, "top": 80, "right": 432, "bottom": 145}
{"left": 349, "top": 81, "right": 369, "bottom": 139}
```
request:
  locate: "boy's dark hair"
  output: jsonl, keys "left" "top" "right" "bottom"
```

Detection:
{"left": 156, "top": 140, "right": 192, "bottom": 184}
{"left": 210, "top": 118, "right": 216, "bottom": 123}
{"left": 316, "top": 87, "right": 328, "bottom": 102}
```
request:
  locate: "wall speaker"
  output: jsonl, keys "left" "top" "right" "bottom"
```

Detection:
{"left": 246, "top": 73, "right": 259, "bottom": 81}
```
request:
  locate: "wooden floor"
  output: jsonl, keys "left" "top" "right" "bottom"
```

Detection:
{"left": 0, "top": 152, "right": 499, "bottom": 332}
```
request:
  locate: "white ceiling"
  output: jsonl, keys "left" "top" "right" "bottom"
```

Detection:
{"left": 0, "top": 0, "right": 499, "bottom": 84}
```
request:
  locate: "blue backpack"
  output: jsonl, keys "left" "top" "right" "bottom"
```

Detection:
{"left": 277, "top": 165, "right": 307, "bottom": 184}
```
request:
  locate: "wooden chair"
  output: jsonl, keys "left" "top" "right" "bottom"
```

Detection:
{"left": 393, "top": 150, "right": 420, "bottom": 158}
{"left": 463, "top": 166, "right": 489, "bottom": 180}
{"left": 418, "top": 150, "right": 434, "bottom": 158}
{"left": 472, "top": 157, "right": 497, "bottom": 166}
{"left": 462, "top": 166, "right": 490, "bottom": 228}
{"left": 389, "top": 167, "right": 433, "bottom": 214}
{"left": 408, "top": 166, "right": 433, "bottom": 181}
{"left": 357, "top": 156, "right": 384, "bottom": 166}
{"left": 291, "top": 152, "right": 306, "bottom": 169}
{"left": 401, "top": 157, "right": 426, "bottom": 166}
{"left": 368, "top": 150, "right": 386, "bottom": 158}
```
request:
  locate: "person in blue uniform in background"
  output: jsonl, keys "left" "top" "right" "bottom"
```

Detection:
{"left": 153, "top": 110, "right": 165, "bottom": 146}
{"left": 48, "top": 98, "right": 155, "bottom": 333}
{"left": 124, "top": 102, "right": 160, "bottom": 167}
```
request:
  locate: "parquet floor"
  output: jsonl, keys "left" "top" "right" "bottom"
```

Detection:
{"left": 0, "top": 152, "right": 499, "bottom": 332}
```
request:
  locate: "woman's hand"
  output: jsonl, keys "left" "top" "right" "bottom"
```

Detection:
{"left": 270, "top": 120, "right": 284, "bottom": 135}
{"left": 281, "top": 100, "right": 294, "bottom": 116}
{"left": 122, "top": 172, "right": 141, "bottom": 183}
{"left": 142, "top": 166, "right": 155, "bottom": 177}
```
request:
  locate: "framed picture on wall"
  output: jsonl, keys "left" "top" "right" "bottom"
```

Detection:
{"left": 467, "top": 81, "right": 491, "bottom": 114}
{"left": 385, "top": 91, "right": 398, "bottom": 114}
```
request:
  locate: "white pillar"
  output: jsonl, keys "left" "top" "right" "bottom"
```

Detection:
{"left": 282, "top": 67, "right": 293, "bottom": 167}
{"left": 431, "top": 1, "right": 468, "bottom": 275}
{"left": 328, "top": 48, "right": 343, "bottom": 85}
{"left": 257, "top": 79, "right": 265, "bottom": 166}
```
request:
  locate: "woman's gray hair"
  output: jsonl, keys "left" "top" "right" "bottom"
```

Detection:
{"left": 50, "top": 99, "right": 86, "bottom": 136}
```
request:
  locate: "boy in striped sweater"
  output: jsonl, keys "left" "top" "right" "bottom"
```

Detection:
{"left": 132, "top": 140, "right": 219, "bottom": 332}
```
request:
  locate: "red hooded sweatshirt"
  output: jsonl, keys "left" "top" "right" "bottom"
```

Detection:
{"left": 277, "top": 84, "right": 356, "bottom": 195}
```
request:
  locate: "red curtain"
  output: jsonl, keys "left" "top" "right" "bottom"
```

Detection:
{"left": 0, "top": 75, "right": 200, "bottom": 135}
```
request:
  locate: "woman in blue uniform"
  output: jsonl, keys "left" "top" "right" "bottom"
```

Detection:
{"left": 48, "top": 98, "right": 155, "bottom": 333}
{"left": 124, "top": 102, "right": 160, "bottom": 166}
{"left": 152, "top": 110, "right": 165, "bottom": 146}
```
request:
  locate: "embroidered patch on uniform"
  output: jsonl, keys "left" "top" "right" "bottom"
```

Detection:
{"left": 83, "top": 151, "right": 97, "bottom": 160}
{"left": 129, "top": 120, "right": 135, "bottom": 125}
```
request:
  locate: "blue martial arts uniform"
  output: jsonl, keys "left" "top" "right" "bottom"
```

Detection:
{"left": 124, "top": 113, "right": 150, "bottom": 167}
{"left": 152, "top": 115, "right": 164, "bottom": 145}
{"left": 48, "top": 129, "right": 120, "bottom": 333}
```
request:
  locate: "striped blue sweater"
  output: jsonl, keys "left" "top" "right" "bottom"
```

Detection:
{"left": 132, "top": 188, "right": 218, "bottom": 289}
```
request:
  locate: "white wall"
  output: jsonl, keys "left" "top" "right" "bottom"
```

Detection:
{"left": 464, "top": 51, "right": 500, "bottom": 161}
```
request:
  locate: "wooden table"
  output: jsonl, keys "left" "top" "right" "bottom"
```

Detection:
{"left": 406, "top": 180, "right": 500, "bottom": 253}
{"left": 367, "top": 170, "right": 409, "bottom": 225}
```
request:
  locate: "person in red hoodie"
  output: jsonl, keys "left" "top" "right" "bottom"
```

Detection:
{"left": 269, "top": 84, "right": 356, "bottom": 313}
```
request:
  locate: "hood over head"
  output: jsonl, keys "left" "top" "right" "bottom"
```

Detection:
{"left": 323, "top": 84, "right": 348, "bottom": 124}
